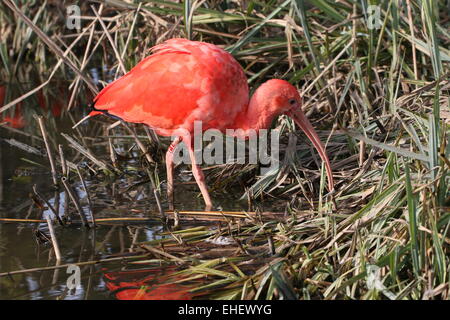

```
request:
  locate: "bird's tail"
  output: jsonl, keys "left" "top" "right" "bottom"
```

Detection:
{"left": 72, "top": 102, "right": 102, "bottom": 129}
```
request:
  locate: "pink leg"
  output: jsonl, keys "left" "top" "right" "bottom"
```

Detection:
{"left": 184, "top": 136, "right": 213, "bottom": 210}
{"left": 166, "top": 137, "right": 181, "bottom": 210}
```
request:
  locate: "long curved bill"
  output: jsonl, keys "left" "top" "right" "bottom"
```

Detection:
{"left": 288, "top": 109, "right": 334, "bottom": 192}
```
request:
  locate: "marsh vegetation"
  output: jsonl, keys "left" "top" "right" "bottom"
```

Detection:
{"left": 0, "top": 0, "right": 449, "bottom": 300}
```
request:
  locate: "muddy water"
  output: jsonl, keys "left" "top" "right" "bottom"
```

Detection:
{"left": 0, "top": 115, "right": 251, "bottom": 300}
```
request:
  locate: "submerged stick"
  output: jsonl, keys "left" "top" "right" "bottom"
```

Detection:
{"left": 36, "top": 116, "right": 58, "bottom": 186}
{"left": 58, "top": 144, "right": 68, "bottom": 177}
{"left": 32, "top": 185, "right": 64, "bottom": 226}
{"left": 46, "top": 216, "right": 62, "bottom": 261}
{"left": 108, "top": 138, "right": 118, "bottom": 168}
{"left": 76, "top": 166, "right": 95, "bottom": 226}
{"left": 61, "top": 177, "right": 89, "bottom": 227}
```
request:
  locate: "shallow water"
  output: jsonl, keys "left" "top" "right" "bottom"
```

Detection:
{"left": 0, "top": 114, "right": 259, "bottom": 300}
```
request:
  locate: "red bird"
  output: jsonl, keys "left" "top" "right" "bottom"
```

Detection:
{"left": 89, "top": 38, "right": 334, "bottom": 209}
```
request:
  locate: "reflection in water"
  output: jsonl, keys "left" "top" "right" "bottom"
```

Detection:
{"left": 0, "top": 219, "right": 165, "bottom": 299}
{"left": 104, "top": 267, "right": 199, "bottom": 300}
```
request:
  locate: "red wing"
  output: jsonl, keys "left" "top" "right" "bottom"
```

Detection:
{"left": 93, "top": 53, "right": 205, "bottom": 130}
{"left": 92, "top": 39, "right": 249, "bottom": 134}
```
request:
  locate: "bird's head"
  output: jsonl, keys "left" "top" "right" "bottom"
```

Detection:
{"left": 260, "top": 79, "right": 335, "bottom": 191}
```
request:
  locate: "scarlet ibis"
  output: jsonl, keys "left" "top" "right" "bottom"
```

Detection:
{"left": 89, "top": 38, "right": 334, "bottom": 209}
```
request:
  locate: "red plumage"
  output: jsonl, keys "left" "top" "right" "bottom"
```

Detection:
{"left": 93, "top": 38, "right": 248, "bottom": 136}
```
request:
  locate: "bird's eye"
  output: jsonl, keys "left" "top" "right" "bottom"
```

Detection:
{"left": 289, "top": 99, "right": 296, "bottom": 105}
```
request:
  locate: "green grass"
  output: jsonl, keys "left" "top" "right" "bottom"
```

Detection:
{"left": 0, "top": 0, "right": 449, "bottom": 300}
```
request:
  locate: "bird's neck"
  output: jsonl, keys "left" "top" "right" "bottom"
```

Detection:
{"left": 230, "top": 88, "right": 277, "bottom": 139}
